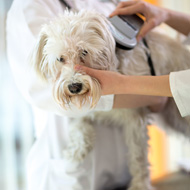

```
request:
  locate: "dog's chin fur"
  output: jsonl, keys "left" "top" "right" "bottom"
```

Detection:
{"left": 30, "top": 9, "right": 190, "bottom": 190}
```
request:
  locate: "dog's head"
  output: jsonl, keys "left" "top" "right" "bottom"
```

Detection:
{"left": 30, "top": 10, "right": 117, "bottom": 109}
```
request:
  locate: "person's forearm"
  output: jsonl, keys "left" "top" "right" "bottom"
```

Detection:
{"left": 114, "top": 75, "right": 172, "bottom": 97}
{"left": 113, "top": 94, "right": 168, "bottom": 109}
{"left": 165, "top": 8, "right": 190, "bottom": 36}
{"left": 74, "top": 65, "right": 172, "bottom": 97}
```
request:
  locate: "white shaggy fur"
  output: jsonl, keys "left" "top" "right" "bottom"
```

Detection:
{"left": 30, "top": 10, "right": 190, "bottom": 190}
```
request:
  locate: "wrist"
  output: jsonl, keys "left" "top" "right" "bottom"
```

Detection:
{"left": 113, "top": 74, "right": 130, "bottom": 94}
{"left": 164, "top": 8, "right": 173, "bottom": 25}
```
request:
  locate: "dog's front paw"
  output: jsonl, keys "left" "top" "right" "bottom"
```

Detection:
{"left": 63, "top": 123, "right": 95, "bottom": 162}
{"left": 128, "top": 186, "right": 153, "bottom": 190}
{"left": 63, "top": 144, "right": 92, "bottom": 162}
{"left": 128, "top": 185, "right": 154, "bottom": 190}
{"left": 128, "top": 181, "right": 153, "bottom": 190}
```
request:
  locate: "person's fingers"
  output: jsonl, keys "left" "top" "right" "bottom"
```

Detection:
{"left": 75, "top": 64, "right": 89, "bottom": 73}
{"left": 110, "top": 1, "right": 138, "bottom": 17}
{"left": 74, "top": 64, "right": 99, "bottom": 78}
{"left": 137, "top": 18, "right": 158, "bottom": 41}
{"left": 116, "top": 0, "right": 138, "bottom": 9}
{"left": 110, "top": 2, "right": 146, "bottom": 18}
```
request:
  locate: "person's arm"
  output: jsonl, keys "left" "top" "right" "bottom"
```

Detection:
{"left": 75, "top": 65, "right": 172, "bottom": 96}
{"left": 113, "top": 75, "right": 170, "bottom": 110}
{"left": 110, "top": 0, "right": 190, "bottom": 41}
{"left": 116, "top": 75, "right": 172, "bottom": 97}
{"left": 74, "top": 65, "right": 170, "bottom": 110}
{"left": 165, "top": 9, "right": 190, "bottom": 36}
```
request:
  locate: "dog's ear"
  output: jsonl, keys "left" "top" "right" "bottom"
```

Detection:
{"left": 85, "top": 11, "right": 118, "bottom": 71}
{"left": 30, "top": 30, "right": 48, "bottom": 80}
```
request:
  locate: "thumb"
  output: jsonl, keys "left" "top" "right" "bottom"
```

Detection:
{"left": 74, "top": 65, "right": 98, "bottom": 78}
{"left": 137, "top": 19, "right": 157, "bottom": 42}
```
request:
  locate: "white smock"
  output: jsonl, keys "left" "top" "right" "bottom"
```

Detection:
{"left": 170, "top": 33, "right": 190, "bottom": 117}
{"left": 6, "top": 0, "right": 131, "bottom": 190}
{"left": 170, "top": 68, "right": 190, "bottom": 117}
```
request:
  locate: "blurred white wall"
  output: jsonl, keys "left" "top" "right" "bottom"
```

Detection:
{"left": 0, "top": 0, "right": 34, "bottom": 190}
{"left": 162, "top": 0, "right": 190, "bottom": 14}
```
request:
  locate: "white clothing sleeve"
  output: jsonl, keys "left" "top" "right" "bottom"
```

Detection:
{"left": 6, "top": 0, "right": 114, "bottom": 117}
{"left": 183, "top": 32, "right": 190, "bottom": 45}
{"left": 169, "top": 69, "right": 190, "bottom": 117}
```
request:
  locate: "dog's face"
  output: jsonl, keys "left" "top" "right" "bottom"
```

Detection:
{"left": 31, "top": 10, "right": 117, "bottom": 109}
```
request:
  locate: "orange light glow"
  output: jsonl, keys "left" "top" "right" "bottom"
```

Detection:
{"left": 144, "top": 0, "right": 160, "bottom": 5}
{"left": 148, "top": 125, "right": 168, "bottom": 180}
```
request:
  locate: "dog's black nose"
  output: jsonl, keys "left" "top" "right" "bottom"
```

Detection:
{"left": 68, "top": 83, "right": 83, "bottom": 94}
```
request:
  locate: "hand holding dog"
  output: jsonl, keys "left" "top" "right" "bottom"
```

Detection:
{"left": 110, "top": 0, "right": 169, "bottom": 42}
{"left": 74, "top": 65, "right": 172, "bottom": 97}
{"left": 75, "top": 65, "right": 122, "bottom": 95}
{"left": 75, "top": 65, "right": 170, "bottom": 111}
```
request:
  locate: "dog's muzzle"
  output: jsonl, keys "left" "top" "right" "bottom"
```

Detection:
{"left": 68, "top": 83, "right": 83, "bottom": 94}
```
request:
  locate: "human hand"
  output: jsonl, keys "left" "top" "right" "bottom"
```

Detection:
{"left": 74, "top": 65, "right": 170, "bottom": 110}
{"left": 110, "top": 0, "right": 169, "bottom": 41}
{"left": 74, "top": 65, "right": 123, "bottom": 95}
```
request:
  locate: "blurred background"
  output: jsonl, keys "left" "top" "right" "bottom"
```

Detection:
{"left": 0, "top": 0, "right": 34, "bottom": 189}
{"left": 0, "top": 0, "right": 190, "bottom": 190}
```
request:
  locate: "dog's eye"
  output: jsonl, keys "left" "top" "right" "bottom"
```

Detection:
{"left": 81, "top": 50, "right": 88, "bottom": 56}
{"left": 57, "top": 57, "right": 65, "bottom": 63}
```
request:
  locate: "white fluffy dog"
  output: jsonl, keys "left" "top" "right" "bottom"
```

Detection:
{"left": 31, "top": 10, "right": 190, "bottom": 190}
